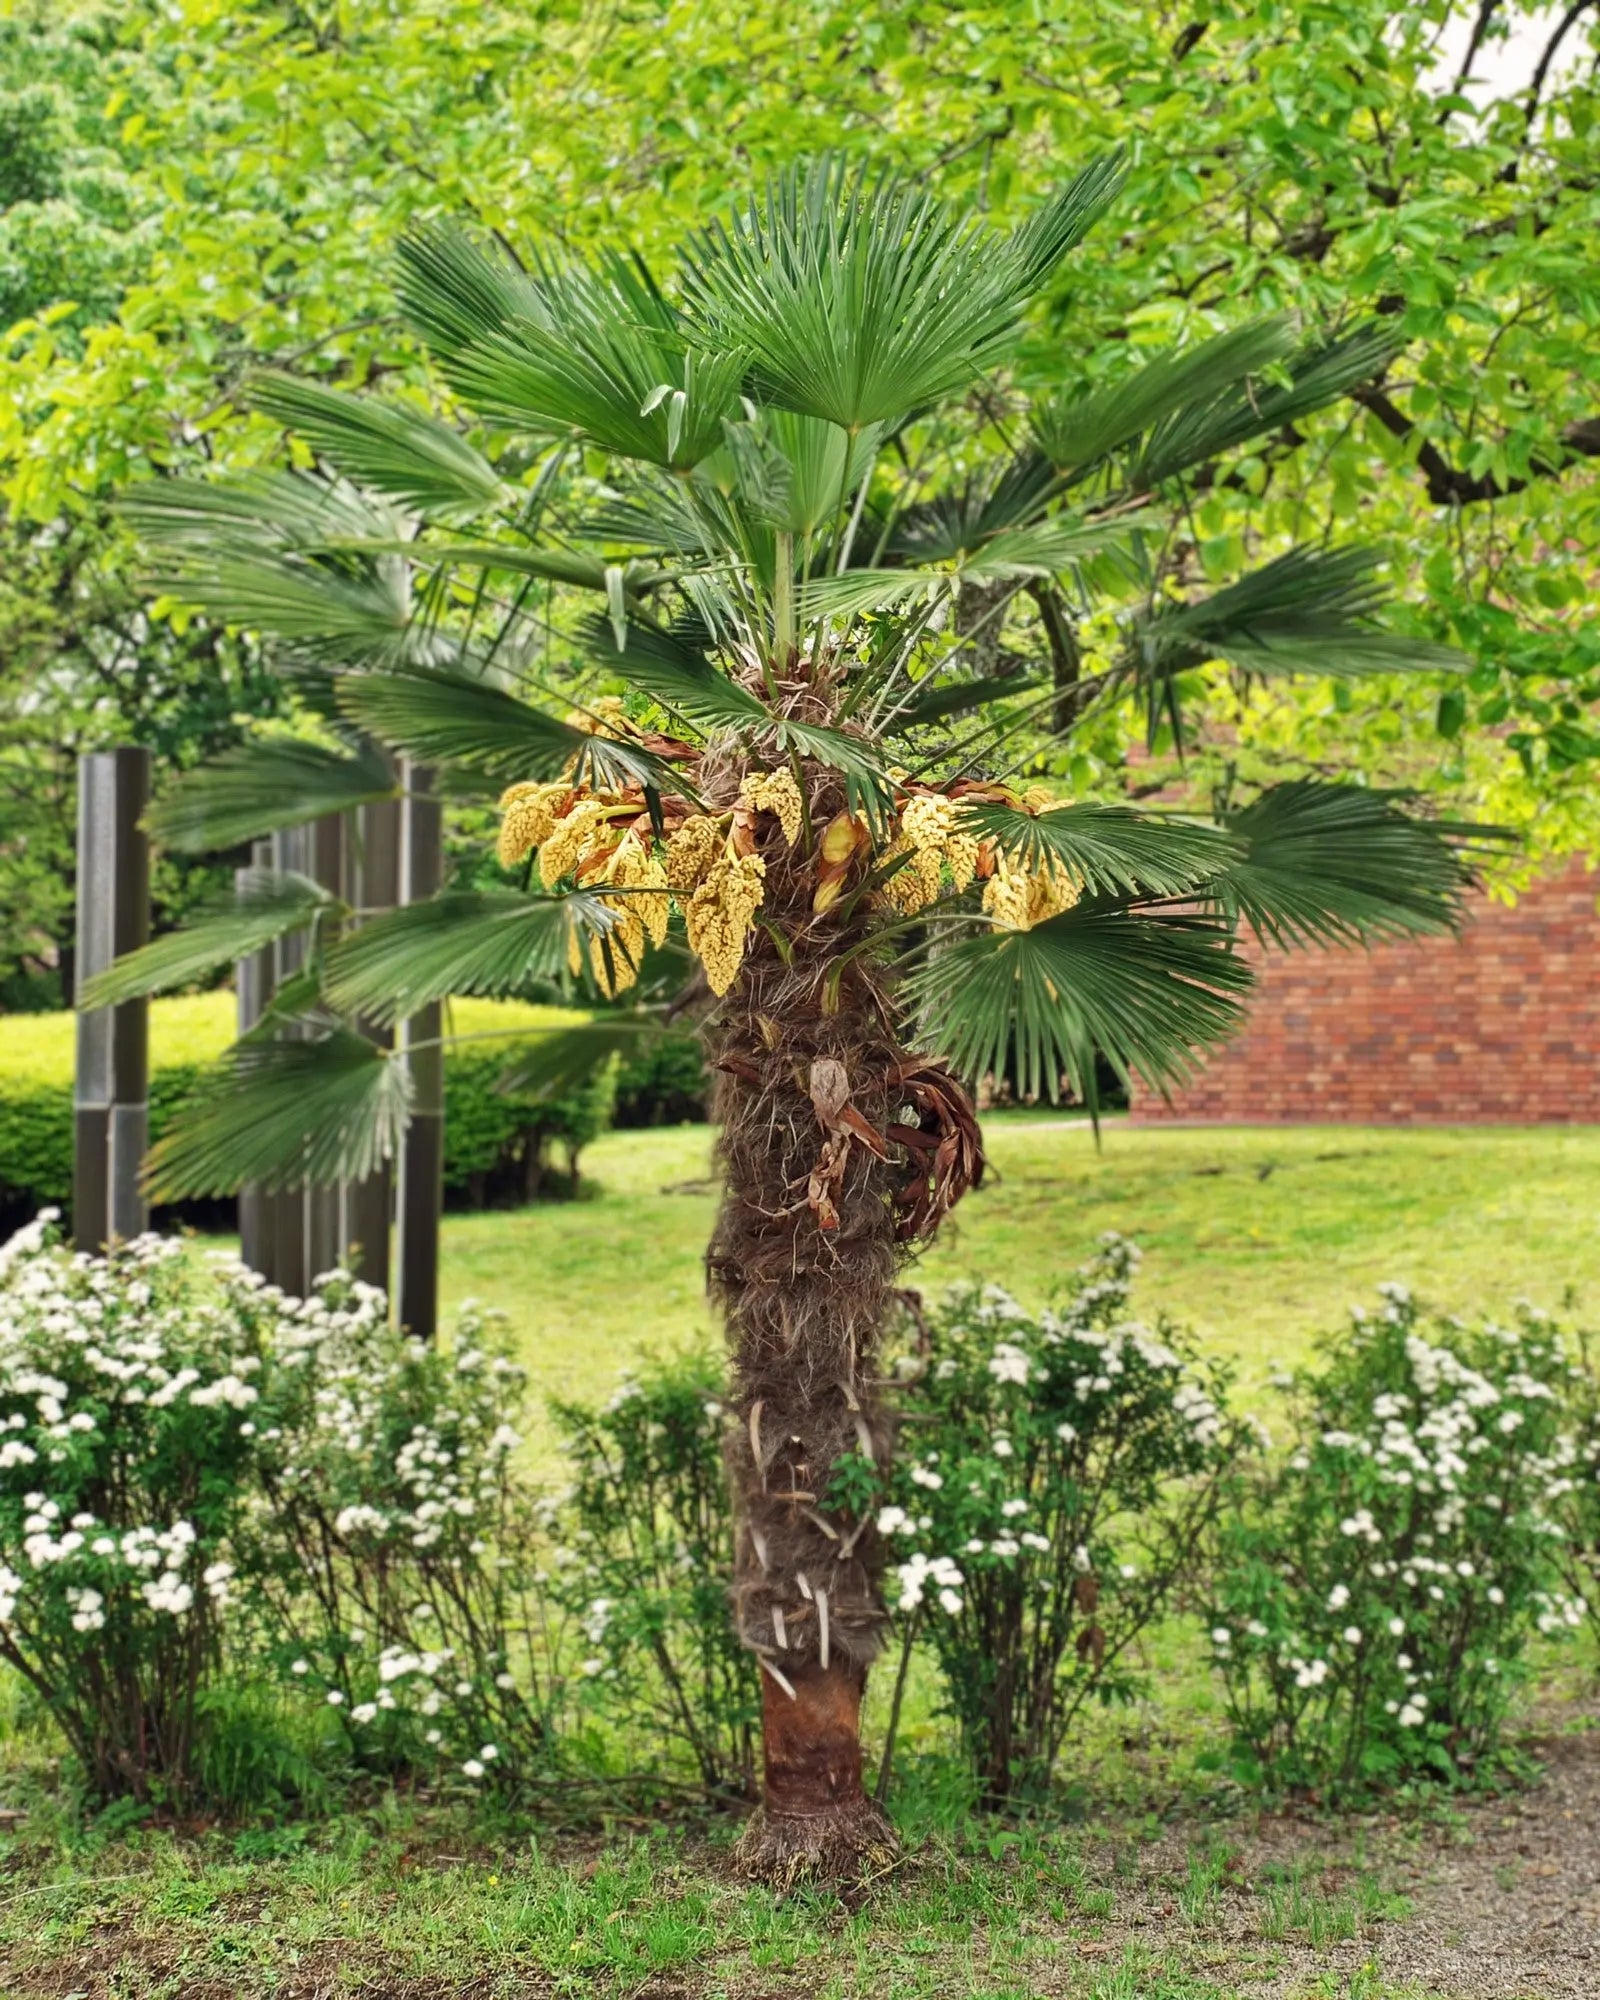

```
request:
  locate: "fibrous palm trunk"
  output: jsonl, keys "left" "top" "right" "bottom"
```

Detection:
{"left": 706, "top": 763, "right": 904, "bottom": 1886}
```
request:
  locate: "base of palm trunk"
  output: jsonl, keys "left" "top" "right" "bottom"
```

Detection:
{"left": 736, "top": 1659, "right": 899, "bottom": 1890}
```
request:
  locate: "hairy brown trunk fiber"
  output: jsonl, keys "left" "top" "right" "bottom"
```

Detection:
{"left": 706, "top": 759, "right": 904, "bottom": 1885}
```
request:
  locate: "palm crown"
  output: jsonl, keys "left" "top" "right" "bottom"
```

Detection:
{"left": 96, "top": 153, "right": 1481, "bottom": 1198}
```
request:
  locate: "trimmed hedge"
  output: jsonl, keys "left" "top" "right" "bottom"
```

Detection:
{"left": 612, "top": 1027, "right": 709, "bottom": 1128}
{"left": 0, "top": 993, "right": 606, "bottom": 1214}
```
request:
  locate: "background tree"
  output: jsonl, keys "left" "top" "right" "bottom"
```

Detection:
{"left": 4, "top": 3, "right": 1596, "bottom": 1006}
{"left": 92, "top": 159, "right": 1489, "bottom": 1878}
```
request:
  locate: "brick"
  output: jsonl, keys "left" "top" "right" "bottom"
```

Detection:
{"left": 1130, "top": 861, "right": 1600, "bottom": 1126}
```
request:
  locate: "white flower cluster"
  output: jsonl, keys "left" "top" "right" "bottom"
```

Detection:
{"left": 895, "top": 1552, "right": 964, "bottom": 1615}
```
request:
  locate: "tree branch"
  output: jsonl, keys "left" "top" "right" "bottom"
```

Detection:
{"left": 1353, "top": 385, "right": 1600, "bottom": 505}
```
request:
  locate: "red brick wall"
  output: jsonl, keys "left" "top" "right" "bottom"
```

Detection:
{"left": 1129, "top": 861, "right": 1600, "bottom": 1126}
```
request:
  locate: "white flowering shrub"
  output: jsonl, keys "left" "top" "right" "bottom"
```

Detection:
{"left": 1549, "top": 1325, "right": 1600, "bottom": 1662}
{"left": 545, "top": 1354, "right": 760, "bottom": 1798}
{"left": 1205, "top": 1286, "right": 1585, "bottom": 1798}
{"left": 871, "top": 1237, "right": 1251, "bottom": 1804}
{"left": 0, "top": 1214, "right": 266, "bottom": 1800}
{"left": 0, "top": 1215, "right": 555, "bottom": 1804}
{"left": 237, "top": 1289, "right": 557, "bottom": 1797}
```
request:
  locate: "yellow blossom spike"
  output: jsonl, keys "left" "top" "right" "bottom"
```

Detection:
{"left": 604, "top": 833, "right": 671, "bottom": 949}
{"left": 665, "top": 814, "right": 725, "bottom": 900}
{"left": 539, "top": 797, "right": 612, "bottom": 888}
{"left": 588, "top": 907, "right": 645, "bottom": 997}
{"left": 685, "top": 852, "right": 766, "bottom": 996}
{"left": 496, "top": 782, "right": 568, "bottom": 868}
{"left": 738, "top": 767, "right": 805, "bottom": 846}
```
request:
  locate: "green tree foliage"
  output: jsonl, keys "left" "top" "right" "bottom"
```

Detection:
{"left": 1, "top": 0, "right": 1595, "bottom": 865}
{"left": 2, "top": 1, "right": 1596, "bottom": 1003}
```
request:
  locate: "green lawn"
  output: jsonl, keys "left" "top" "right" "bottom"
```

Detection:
{"left": 436, "top": 1116, "right": 1600, "bottom": 1423}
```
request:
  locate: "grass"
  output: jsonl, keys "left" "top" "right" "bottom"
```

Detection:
{"left": 425, "top": 1116, "right": 1600, "bottom": 1426}
{"left": 0, "top": 1806, "right": 1444, "bottom": 1999}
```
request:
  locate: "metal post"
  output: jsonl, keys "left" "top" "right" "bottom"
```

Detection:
{"left": 303, "top": 813, "right": 346, "bottom": 1289}
{"left": 395, "top": 761, "right": 442, "bottom": 1339}
{"left": 236, "top": 837, "right": 273, "bottom": 1275}
{"left": 73, "top": 749, "right": 150, "bottom": 1252}
{"left": 342, "top": 791, "right": 400, "bottom": 1294}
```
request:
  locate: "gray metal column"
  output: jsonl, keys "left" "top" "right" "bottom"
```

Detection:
{"left": 342, "top": 790, "right": 400, "bottom": 1295}
{"left": 236, "top": 837, "right": 274, "bottom": 1275}
{"left": 73, "top": 749, "right": 150, "bottom": 1251}
{"left": 395, "top": 761, "right": 442, "bottom": 1339}
{"left": 303, "top": 813, "right": 345, "bottom": 1289}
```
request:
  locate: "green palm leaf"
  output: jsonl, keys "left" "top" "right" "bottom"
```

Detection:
{"left": 440, "top": 245, "right": 745, "bottom": 470}
{"left": 958, "top": 803, "right": 1237, "bottom": 898}
{"left": 1209, "top": 781, "right": 1483, "bottom": 949}
{"left": 395, "top": 222, "right": 549, "bottom": 361}
{"left": 143, "top": 1029, "right": 414, "bottom": 1199}
{"left": 908, "top": 900, "right": 1251, "bottom": 1103}
{"left": 145, "top": 737, "right": 399, "bottom": 852}
{"left": 247, "top": 374, "right": 507, "bottom": 517}
{"left": 884, "top": 672, "right": 1042, "bottom": 732}
{"left": 682, "top": 157, "right": 1028, "bottom": 432}
{"left": 1130, "top": 321, "right": 1404, "bottom": 489}
{"left": 1034, "top": 317, "right": 1298, "bottom": 479}
{"left": 1140, "top": 547, "right": 1466, "bottom": 681}
{"left": 80, "top": 869, "right": 337, "bottom": 1008}
{"left": 335, "top": 666, "right": 684, "bottom": 794}
{"left": 1008, "top": 150, "right": 1126, "bottom": 290}
{"left": 121, "top": 470, "right": 399, "bottom": 553}
{"left": 494, "top": 1017, "right": 666, "bottom": 1100}
{"left": 322, "top": 890, "right": 610, "bottom": 1022}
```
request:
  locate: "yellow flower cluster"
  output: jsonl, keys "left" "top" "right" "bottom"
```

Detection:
{"left": 581, "top": 831, "right": 672, "bottom": 997}
{"left": 881, "top": 793, "right": 980, "bottom": 915}
{"left": 496, "top": 782, "right": 569, "bottom": 868}
{"left": 664, "top": 815, "right": 724, "bottom": 898}
{"left": 982, "top": 855, "right": 1081, "bottom": 931}
{"left": 684, "top": 852, "right": 767, "bottom": 996}
{"left": 538, "top": 797, "right": 614, "bottom": 888}
{"left": 738, "top": 767, "right": 804, "bottom": 845}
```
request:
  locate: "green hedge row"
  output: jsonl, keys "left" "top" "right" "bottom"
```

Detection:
{"left": 0, "top": 994, "right": 615, "bottom": 1214}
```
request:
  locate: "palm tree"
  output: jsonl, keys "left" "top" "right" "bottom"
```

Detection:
{"left": 92, "top": 155, "right": 1487, "bottom": 1881}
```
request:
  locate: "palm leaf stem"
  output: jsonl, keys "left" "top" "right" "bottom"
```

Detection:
{"left": 867, "top": 582, "right": 1029, "bottom": 733}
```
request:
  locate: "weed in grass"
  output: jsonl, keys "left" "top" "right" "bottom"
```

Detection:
{"left": 1257, "top": 1862, "right": 1408, "bottom": 1946}
{"left": 1178, "top": 1839, "right": 1236, "bottom": 1926}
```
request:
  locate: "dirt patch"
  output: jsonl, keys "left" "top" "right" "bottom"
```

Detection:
{"left": 1051, "top": 1704, "right": 1600, "bottom": 1998}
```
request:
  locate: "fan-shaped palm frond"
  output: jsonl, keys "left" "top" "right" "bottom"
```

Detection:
{"left": 334, "top": 666, "right": 686, "bottom": 795}
{"left": 80, "top": 870, "right": 336, "bottom": 1008}
{"left": 322, "top": 890, "right": 610, "bottom": 1022}
{"left": 907, "top": 901, "right": 1252, "bottom": 1103}
{"left": 1129, "top": 321, "right": 1404, "bottom": 489}
{"left": 143, "top": 1028, "right": 414, "bottom": 1199}
{"left": 247, "top": 374, "right": 507, "bottom": 516}
{"left": 395, "top": 222, "right": 549, "bottom": 361}
{"left": 1209, "top": 780, "right": 1484, "bottom": 949}
{"left": 1008, "top": 151, "right": 1127, "bottom": 291}
{"left": 494, "top": 1017, "right": 666, "bottom": 1100}
{"left": 144, "top": 737, "right": 399, "bottom": 852}
{"left": 1034, "top": 317, "right": 1297, "bottom": 479}
{"left": 1138, "top": 547, "right": 1467, "bottom": 682}
{"left": 435, "top": 244, "right": 747, "bottom": 470}
{"left": 958, "top": 803, "right": 1237, "bottom": 898}
{"left": 681, "top": 158, "right": 1086, "bottom": 432}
